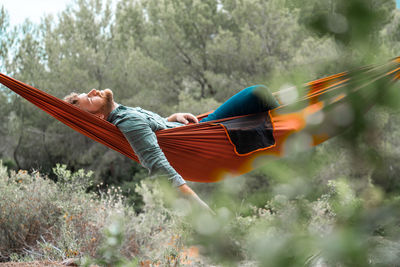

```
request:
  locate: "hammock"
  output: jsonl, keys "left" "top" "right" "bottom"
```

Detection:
{"left": 0, "top": 58, "right": 399, "bottom": 183}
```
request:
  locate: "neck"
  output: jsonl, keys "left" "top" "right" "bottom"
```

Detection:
{"left": 103, "top": 101, "right": 119, "bottom": 120}
{"left": 111, "top": 101, "right": 119, "bottom": 111}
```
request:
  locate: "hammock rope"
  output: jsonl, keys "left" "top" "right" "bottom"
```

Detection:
{"left": 0, "top": 58, "right": 399, "bottom": 182}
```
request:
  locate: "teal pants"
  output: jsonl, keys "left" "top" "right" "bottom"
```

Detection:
{"left": 200, "top": 85, "right": 279, "bottom": 122}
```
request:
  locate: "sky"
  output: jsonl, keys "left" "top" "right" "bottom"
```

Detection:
{"left": 1, "top": 0, "right": 400, "bottom": 27}
{"left": 1, "top": 0, "right": 74, "bottom": 26}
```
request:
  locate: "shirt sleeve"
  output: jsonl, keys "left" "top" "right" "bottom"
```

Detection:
{"left": 116, "top": 115, "right": 186, "bottom": 187}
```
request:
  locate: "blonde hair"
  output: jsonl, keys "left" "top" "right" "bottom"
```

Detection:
{"left": 63, "top": 92, "right": 80, "bottom": 106}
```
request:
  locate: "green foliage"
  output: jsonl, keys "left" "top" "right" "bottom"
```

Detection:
{"left": 183, "top": 159, "right": 400, "bottom": 266}
{"left": 2, "top": 152, "right": 400, "bottom": 265}
{"left": 88, "top": 217, "right": 132, "bottom": 267}
{"left": 53, "top": 164, "right": 93, "bottom": 193}
{"left": 0, "top": 163, "right": 201, "bottom": 265}
{"left": 0, "top": 164, "right": 61, "bottom": 261}
{"left": 1, "top": 0, "right": 398, "bottom": 185}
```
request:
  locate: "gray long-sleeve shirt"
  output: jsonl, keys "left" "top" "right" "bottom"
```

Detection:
{"left": 107, "top": 105, "right": 186, "bottom": 187}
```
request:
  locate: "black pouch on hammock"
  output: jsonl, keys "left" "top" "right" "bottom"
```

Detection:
{"left": 219, "top": 112, "right": 275, "bottom": 155}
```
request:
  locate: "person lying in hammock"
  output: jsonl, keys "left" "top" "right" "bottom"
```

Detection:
{"left": 64, "top": 85, "right": 279, "bottom": 212}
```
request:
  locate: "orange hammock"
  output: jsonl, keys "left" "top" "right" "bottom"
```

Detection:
{"left": 0, "top": 58, "right": 399, "bottom": 183}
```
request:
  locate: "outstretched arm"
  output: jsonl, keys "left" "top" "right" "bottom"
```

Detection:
{"left": 119, "top": 116, "right": 186, "bottom": 187}
{"left": 178, "top": 184, "right": 215, "bottom": 215}
{"left": 117, "top": 115, "right": 213, "bottom": 213}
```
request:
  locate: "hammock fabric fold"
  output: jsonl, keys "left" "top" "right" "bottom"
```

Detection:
{"left": 1, "top": 58, "right": 399, "bottom": 183}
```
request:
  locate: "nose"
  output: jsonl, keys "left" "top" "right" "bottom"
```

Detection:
{"left": 88, "top": 89, "right": 98, "bottom": 97}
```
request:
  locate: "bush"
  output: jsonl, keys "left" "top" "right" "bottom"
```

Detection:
{"left": 0, "top": 165, "right": 61, "bottom": 261}
{"left": 0, "top": 162, "right": 206, "bottom": 265}
{"left": 2, "top": 154, "right": 400, "bottom": 266}
{"left": 0, "top": 162, "right": 112, "bottom": 262}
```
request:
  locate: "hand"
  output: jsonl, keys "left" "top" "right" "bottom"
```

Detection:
{"left": 178, "top": 184, "right": 215, "bottom": 215}
{"left": 167, "top": 113, "right": 199, "bottom": 124}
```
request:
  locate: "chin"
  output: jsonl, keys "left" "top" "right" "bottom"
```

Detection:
{"left": 103, "top": 89, "right": 114, "bottom": 101}
{"left": 101, "top": 88, "right": 114, "bottom": 115}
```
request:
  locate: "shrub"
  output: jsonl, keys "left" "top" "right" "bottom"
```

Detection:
{"left": 0, "top": 162, "right": 206, "bottom": 265}
{"left": 0, "top": 164, "right": 61, "bottom": 261}
{"left": 3, "top": 157, "right": 400, "bottom": 266}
